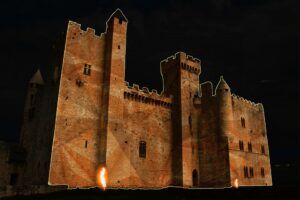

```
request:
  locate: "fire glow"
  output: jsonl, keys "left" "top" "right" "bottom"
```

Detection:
{"left": 234, "top": 178, "right": 239, "bottom": 188}
{"left": 97, "top": 167, "right": 107, "bottom": 190}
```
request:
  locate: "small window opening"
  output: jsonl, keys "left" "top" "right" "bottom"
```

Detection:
{"left": 261, "top": 168, "right": 265, "bottom": 177}
{"left": 85, "top": 140, "right": 88, "bottom": 148}
{"left": 261, "top": 145, "right": 265, "bottom": 154}
{"left": 248, "top": 142, "right": 252, "bottom": 152}
{"left": 139, "top": 141, "right": 146, "bottom": 158}
{"left": 249, "top": 167, "right": 254, "bottom": 177}
{"left": 241, "top": 117, "right": 246, "bottom": 128}
{"left": 83, "top": 64, "right": 91, "bottom": 75}
{"left": 244, "top": 166, "right": 248, "bottom": 178}
{"left": 239, "top": 140, "right": 244, "bottom": 151}
{"left": 118, "top": 45, "right": 120, "bottom": 49}
{"left": 76, "top": 79, "right": 83, "bottom": 87}
{"left": 119, "top": 18, "right": 122, "bottom": 24}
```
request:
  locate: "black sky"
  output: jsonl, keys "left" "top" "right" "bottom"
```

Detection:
{"left": 0, "top": 0, "right": 299, "bottom": 185}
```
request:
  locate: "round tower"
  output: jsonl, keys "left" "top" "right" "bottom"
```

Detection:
{"left": 215, "top": 76, "right": 233, "bottom": 136}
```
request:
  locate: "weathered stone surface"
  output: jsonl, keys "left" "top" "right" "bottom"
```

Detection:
{"left": 0, "top": 9, "right": 272, "bottom": 192}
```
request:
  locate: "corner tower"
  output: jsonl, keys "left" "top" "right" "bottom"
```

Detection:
{"left": 161, "top": 52, "right": 201, "bottom": 187}
{"left": 101, "top": 9, "right": 130, "bottom": 187}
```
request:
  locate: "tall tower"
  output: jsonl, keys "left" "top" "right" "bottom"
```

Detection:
{"left": 101, "top": 9, "right": 130, "bottom": 187}
{"left": 161, "top": 52, "right": 201, "bottom": 186}
{"left": 214, "top": 76, "right": 233, "bottom": 186}
{"left": 215, "top": 76, "right": 234, "bottom": 137}
{"left": 20, "top": 69, "right": 44, "bottom": 149}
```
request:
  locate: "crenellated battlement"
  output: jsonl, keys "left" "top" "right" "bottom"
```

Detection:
{"left": 68, "top": 20, "right": 105, "bottom": 39}
{"left": 124, "top": 82, "right": 172, "bottom": 108}
{"left": 231, "top": 93, "right": 263, "bottom": 111}
{"left": 161, "top": 52, "right": 201, "bottom": 75}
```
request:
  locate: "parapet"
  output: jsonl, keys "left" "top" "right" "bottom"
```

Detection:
{"left": 160, "top": 52, "right": 201, "bottom": 75}
{"left": 68, "top": 20, "right": 105, "bottom": 39}
{"left": 231, "top": 93, "right": 263, "bottom": 111}
{"left": 124, "top": 82, "right": 172, "bottom": 108}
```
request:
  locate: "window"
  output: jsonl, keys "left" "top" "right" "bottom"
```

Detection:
{"left": 261, "top": 168, "right": 265, "bottom": 177}
{"left": 139, "top": 141, "right": 146, "bottom": 158}
{"left": 9, "top": 173, "right": 18, "bottom": 185}
{"left": 261, "top": 145, "right": 265, "bottom": 154}
{"left": 249, "top": 167, "right": 254, "bottom": 177}
{"left": 83, "top": 64, "right": 91, "bottom": 75}
{"left": 118, "top": 45, "right": 120, "bottom": 49}
{"left": 241, "top": 117, "right": 246, "bottom": 128}
{"left": 189, "top": 115, "right": 192, "bottom": 129}
{"left": 244, "top": 166, "right": 248, "bottom": 178}
{"left": 85, "top": 140, "right": 88, "bottom": 148}
{"left": 239, "top": 140, "right": 244, "bottom": 151}
{"left": 248, "top": 142, "right": 252, "bottom": 152}
{"left": 119, "top": 18, "right": 122, "bottom": 24}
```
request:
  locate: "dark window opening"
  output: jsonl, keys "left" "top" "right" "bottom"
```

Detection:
{"left": 261, "top": 145, "right": 265, "bottom": 154}
{"left": 241, "top": 117, "right": 246, "bottom": 128}
{"left": 9, "top": 173, "right": 18, "bottom": 185}
{"left": 119, "top": 18, "right": 122, "bottom": 24}
{"left": 192, "top": 169, "right": 198, "bottom": 187}
{"left": 239, "top": 140, "right": 244, "bottom": 151}
{"left": 76, "top": 79, "right": 83, "bottom": 87}
{"left": 261, "top": 168, "right": 265, "bottom": 177}
{"left": 118, "top": 45, "right": 120, "bottom": 49}
{"left": 249, "top": 167, "right": 254, "bottom": 177}
{"left": 83, "top": 64, "right": 91, "bottom": 75}
{"left": 85, "top": 140, "right": 88, "bottom": 148}
{"left": 244, "top": 166, "right": 248, "bottom": 178}
{"left": 248, "top": 142, "right": 252, "bottom": 152}
{"left": 139, "top": 141, "right": 146, "bottom": 158}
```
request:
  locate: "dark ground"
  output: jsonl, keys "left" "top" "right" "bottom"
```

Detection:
{"left": 2, "top": 186, "right": 300, "bottom": 200}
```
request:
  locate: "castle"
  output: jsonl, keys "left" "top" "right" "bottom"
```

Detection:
{"left": 0, "top": 9, "right": 272, "bottom": 190}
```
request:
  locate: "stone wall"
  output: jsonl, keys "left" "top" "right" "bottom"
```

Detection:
{"left": 228, "top": 95, "right": 272, "bottom": 186}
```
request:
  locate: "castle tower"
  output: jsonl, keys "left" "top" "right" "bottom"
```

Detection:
{"left": 101, "top": 9, "right": 130, "bottom": 187}
{"left": 20, "top": 69, "right": 44, "bottom": 147}
{"left": 214, "top": 76, "right": 233, "bottom": 186}
{"left": 215, "top": 76, "right": 234, "bottom": 137}
{"left": 161, "top": 52, "right": 201, "bottom": 186}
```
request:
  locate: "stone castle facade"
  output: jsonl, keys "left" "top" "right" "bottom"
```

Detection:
{"left": 0, "top": 9, "right": 272, "bottom": 190}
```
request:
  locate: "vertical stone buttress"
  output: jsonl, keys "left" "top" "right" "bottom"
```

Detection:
{"left": 215, "top": 76, "right": 233, "bottom": 186}
{"left": 161, "top": 52, "right": 201, "bottom": 186}
{"left": 101, "top": 10, "right": 130, "bottom": 187}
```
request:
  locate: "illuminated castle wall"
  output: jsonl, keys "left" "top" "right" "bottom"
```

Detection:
{"left": 0, "top": 9, "right": 272, "bottom": 189}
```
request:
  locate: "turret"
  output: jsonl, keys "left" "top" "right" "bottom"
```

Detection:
{"left": 20, "top": 69, "right": 44, "bottom": 146}
{"left": 215, "top": 76, "right": 233, "bottom": 136}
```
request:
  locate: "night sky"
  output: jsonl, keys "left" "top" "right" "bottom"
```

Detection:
{"left": 0, "top": 0, "right": 299, "bottom": 186}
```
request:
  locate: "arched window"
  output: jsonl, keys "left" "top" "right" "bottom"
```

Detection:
{"left": 261, "top": 168, "right": 265, "bottom": 177}
{"left": 241, "top": 117, "right": 246, "bottom": 128}
{"left": 192, "top": 169, "right": 198, "bottom": 187}
{"left": 244, "top": 166, "right": 249, "bottom": 178}
{"left": 139, "top": 141, "right": 146, "bottom": 158}
{"left": 248, "top": 142, "right": 252, "bottom": 152}
{"left": 261, "top": 145, "right": 265, "bottom": 154}
{"left": 239, "top": 140, "right": 244, "bottom": 151}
